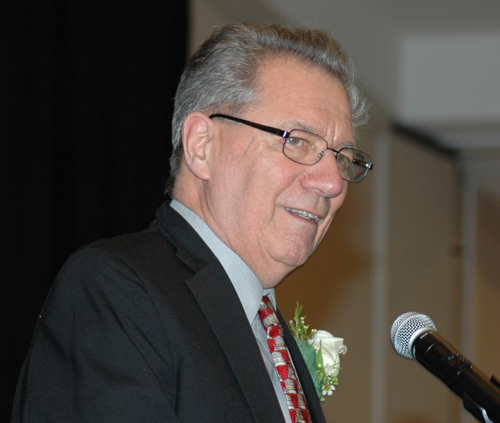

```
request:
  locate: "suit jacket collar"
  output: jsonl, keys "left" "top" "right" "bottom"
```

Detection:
{"left": 154, "top": 200, "right": 215, "bottom": 272}
{"left": 154, "top": 201, "right": 325, "bottom": 423}
{"left": 155, "top": 202, "right": 286, "bottom": 422}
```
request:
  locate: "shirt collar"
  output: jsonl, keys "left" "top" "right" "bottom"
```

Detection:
{"left": 170, "top": 199, "right": 275, "bottom": 323}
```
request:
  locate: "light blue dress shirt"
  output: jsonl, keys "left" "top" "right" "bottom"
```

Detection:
{"left": 170, "top": 199, "right": 294, "bottom": 423}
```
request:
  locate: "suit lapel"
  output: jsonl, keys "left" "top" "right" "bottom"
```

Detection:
{"left": 157, "top": 203, "right": 285, "bottom": 423}
{"left": 185, "top": 262, "right": 286, "bottom": 423}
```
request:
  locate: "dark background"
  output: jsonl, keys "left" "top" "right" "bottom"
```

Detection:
{"left": 1, "top": 1, "right": 188, "bottom": 419}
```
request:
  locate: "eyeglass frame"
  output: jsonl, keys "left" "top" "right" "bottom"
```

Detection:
{"left": 209, "top": 113, "right": 373, "bottom": 182}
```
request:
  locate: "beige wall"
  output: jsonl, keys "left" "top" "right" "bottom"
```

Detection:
{"left": 386, "top": 133, "right": 461, "bottom": 423}
{"left": 460, "top": 158, "right": 500, "bottom": 423}
{"left": 187, "top": 2, "right": 499, "bottom": 422}
{"left": 476, "top": 191, "right": 500, "bottom": 381}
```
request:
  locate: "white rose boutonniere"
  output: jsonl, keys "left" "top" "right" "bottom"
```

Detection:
{"left": 289, "top": 303, "right": 347, "bottom": 400}
{"left": 309, "top": 330, "right": 347, "bottom": 396}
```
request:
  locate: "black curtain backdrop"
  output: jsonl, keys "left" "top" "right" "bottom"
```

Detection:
{"left": 1, "top": 1, "right": 188, "bottom": 419}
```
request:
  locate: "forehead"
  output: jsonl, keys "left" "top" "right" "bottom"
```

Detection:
{"left": 251, "top": 56, "right": 354, "bottom": 145}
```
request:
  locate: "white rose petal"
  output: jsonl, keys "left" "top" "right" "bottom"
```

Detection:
{"left": 309, "top": 330, "right": 347, "bottom": 378}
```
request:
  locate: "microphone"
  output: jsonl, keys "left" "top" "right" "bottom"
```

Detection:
{"left": 391, "top": 312, "right": 500, "bottom": 423}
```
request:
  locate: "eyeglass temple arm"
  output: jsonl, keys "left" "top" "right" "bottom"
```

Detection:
{"left": 353, "top": 159, "right": 373, "bottom": 170}
{"left": 209, "top": 114, "right": 290, "bottom": 138}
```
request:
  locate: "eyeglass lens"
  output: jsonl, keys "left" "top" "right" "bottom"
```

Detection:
{"left": 283, "top": 130, "right": 371, "bottom": 182}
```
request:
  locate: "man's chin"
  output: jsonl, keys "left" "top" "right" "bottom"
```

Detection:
{"left": 277, "top": 247, "right": 315, "bottom": 270}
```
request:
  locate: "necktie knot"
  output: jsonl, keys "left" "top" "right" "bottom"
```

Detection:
{"left": 259, "top": 296, "right": 280, "bottom": 329}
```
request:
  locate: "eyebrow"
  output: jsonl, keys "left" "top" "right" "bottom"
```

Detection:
{"left": 283, "top": 119, "right": 316, "bottom": 133}
{"left": 282, "top": 119, "right": 356, "bottom": 149}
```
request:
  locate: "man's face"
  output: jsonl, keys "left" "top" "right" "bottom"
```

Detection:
{"left": 201, "top": 56, "right": 354, "bottom": 288}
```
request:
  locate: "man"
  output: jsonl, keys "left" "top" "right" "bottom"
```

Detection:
{"left": 12, "top": 22, "right": 371, "bottom": 422}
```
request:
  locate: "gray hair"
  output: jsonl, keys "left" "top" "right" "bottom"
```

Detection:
{"left": 168, "top": 21, "right": 368, "bottom": 188}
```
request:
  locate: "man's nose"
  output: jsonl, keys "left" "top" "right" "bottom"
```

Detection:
{"left": 301, "top": 150, "right": 345, "bottom": 197}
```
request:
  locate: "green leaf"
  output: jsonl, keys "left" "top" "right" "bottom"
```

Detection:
{"left": 294, "top": 338, "right": 322, "bottom": 399}
{"left": 316, "top": 344, "right": 324, "bottom": 370}
{"left": 314, "top": 346, "right": 326, "bottom": 399}
{"left": 290, "top": 302, "right": 312, "bottom": 342}
{"left": 294, "top": 338, "right": 316, "bottom": 378}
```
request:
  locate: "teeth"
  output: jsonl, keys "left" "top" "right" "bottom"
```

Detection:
{"left": 286, "top": 208, "right": 319, "bottom": 221}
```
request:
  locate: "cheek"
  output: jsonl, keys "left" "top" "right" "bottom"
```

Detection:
{"left": 316, "top": 215, "right": 335, "bottom": 244}
{"left": 240, "top": 152, "right": 289, "bottom": 197}
{"left": 209, "top": 160, "right": 272, "bottom": 222}
{"left": 315, "top": 193, "right": 347, "bottom": 241}
{"left": 213, "top": 138, "right": 303, "bottom": 219}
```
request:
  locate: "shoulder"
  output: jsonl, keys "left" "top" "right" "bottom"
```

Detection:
{"left": 60, "top": 225, "right": 181, "bottom": 285}
{"left": 36, "top": 225, "right": 194, "bottom": 367}
{"left": 41, "top": 225, "right": 190, "bottom": 332}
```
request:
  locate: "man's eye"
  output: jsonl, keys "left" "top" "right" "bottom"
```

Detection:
{"left": 285, "top": 137, "right": 306, "bottom": 147}
{"left": 337, "top": 153, "right": 352, "bottom": 167}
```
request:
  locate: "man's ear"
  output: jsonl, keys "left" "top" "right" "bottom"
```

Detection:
{"left": 181, "top": 112, "right": 215, "bottom": 181}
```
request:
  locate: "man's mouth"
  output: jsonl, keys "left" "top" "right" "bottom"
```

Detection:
{"left": 285, "top": 207, "right": 319, "bottom": 221}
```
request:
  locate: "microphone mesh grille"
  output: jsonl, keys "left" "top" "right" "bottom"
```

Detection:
{"left": 390, "top": 312, "right": 437, "bottom": 359}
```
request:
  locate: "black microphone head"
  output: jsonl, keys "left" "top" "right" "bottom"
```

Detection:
{"left": 391, "top": 312, "right": 437, "bottom": 359}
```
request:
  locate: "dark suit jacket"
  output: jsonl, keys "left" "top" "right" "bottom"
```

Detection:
{"left": 12, "top": 202, "right": 326, "bottom": 422}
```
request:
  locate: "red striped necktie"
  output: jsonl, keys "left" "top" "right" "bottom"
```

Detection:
{"left": 258, "top": 296, "right": 311, "bottom": 423}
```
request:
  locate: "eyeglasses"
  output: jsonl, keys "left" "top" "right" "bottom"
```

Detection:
{"left": 209, "top": 114, "right": 373, "bottom": 183}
